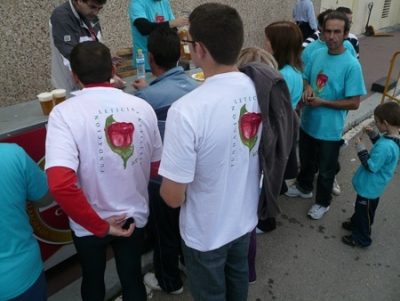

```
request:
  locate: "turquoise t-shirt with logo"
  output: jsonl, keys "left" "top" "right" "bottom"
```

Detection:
{"left": 301, "top": 48, "right": 366, "bottom": 141}
{"left": 352, "top": 136, "right": 400, "bottom": 199}
{"left": 128, "top": 0, "right": 175, "bottom": 70}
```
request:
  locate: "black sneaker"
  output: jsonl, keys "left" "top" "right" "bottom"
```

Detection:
{"left": 342, "top": 221, "right": 354, "bottom": 231}
{"left": 342, "top": 235, "right": 365, "bottom": 248}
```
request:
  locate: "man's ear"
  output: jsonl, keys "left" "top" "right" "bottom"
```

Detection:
{"left": 71, "top": 71, "right": 80, "bottom": 85}
{"left": 344, "top": 31, "right": 349, "bottom": 39}
{"left": 195, "top": 42, "right": 207, "bottom": 59}
{"left": 148, "top": 52, "right": 154, "bottom": 64}
{"left": 71, "top": 71, "right": 85, "bottom": 89}
{"left": 111, "top": 64, "right": 117, "bottom": 78}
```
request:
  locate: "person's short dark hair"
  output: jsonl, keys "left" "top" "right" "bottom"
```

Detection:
{"left": 323, "top": 11, "right": 350, "bottom": 34}
{"left": 336, "top": 7, "right": 352, "bottom": 15}
{"left": 317, "top": 9, "right": 334, "bottom": 25}
{"left": 374, "top": 102, "right": 400, "bottom": 126}
{"left": 70, "top": 41, "right": 112, "bottom": 85}
{"left": 189, "top": 3, "right": 243, "bottom": 65}
{"left": 148, "top": 27, "right": 180, "bottom": 70}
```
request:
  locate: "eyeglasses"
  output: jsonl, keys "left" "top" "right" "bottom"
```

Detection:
{"left": 84, "top": 2, "right": 104, "bottom": 12}
{"left": 182, "top": 39, "right": 196, "bottom": 45}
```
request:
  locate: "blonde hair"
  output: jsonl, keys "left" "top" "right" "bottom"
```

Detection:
{"left": 237, "top": 46, "right": 278, "bottom": 70}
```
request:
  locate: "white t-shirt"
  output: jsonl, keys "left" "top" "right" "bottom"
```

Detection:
{"left": 159, "top": 72, "right": 261, "bottom": 251}
{"left": 45, "top": 87, "right": 163, "bottom": 236}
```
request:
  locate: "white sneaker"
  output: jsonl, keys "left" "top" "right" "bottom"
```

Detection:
{"left": 285, "top": 185, "right": 313, "bottom": 198}
{"left": 340, "top": 139, "right": 349, "bottom": 150}
{"left": 255, "top": 227, "right": 264, "bottom": 234}
{"left": 308, "top": 204, "right": 330, "bottom": 220}
{"left": 332, "top": 178, "right": 341, "bottom": 196}
{"left": 143, "top": 272, "right": 183, "bottom": 295}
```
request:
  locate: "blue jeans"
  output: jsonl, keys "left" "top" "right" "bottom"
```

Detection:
{"left": 9, "top": 270, "right": 47, "bottom": 301}
{"left": 297, "top": 129, "right": 342, "bottom": 207}
{"left": 182, "top": 232, "right": 251, "bottom": 301}
{"left": 351, "top": 194, "right": 379, "bottom": 247}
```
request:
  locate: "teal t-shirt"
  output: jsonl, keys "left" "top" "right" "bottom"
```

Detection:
{"left": 301, "top": 48, "right": 366, "bottom": 140}
{"left": 280, "top": 64, "right": 303, "bottom": 109}
{"left": 0, "top": 143, "right": 48, "bottom": 300}
{"left": 128, "top": 0, "right": 175, "bottom": 70}
{"left": 352, "top": 136, "right": 400, "bottom": 199}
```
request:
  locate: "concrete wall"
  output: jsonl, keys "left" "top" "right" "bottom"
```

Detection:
{"left": 0, "top": 0, "right": 321, "bottom": 108}
{"left": 321, "top": 0, "right": 400, "bottom": 36}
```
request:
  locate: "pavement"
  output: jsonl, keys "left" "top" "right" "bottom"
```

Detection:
{"left": 47, "top": 27, "right": 400, "bottom": 301}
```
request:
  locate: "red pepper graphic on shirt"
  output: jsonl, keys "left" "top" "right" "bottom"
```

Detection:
{"left": 105, "top": 115, "right": 134, "bottom": 169}
{"left": 315, "top": 70, "right": 328, "bottom": 94}
{"left": 238, "top": 104, "right": 262, "bottom": 152}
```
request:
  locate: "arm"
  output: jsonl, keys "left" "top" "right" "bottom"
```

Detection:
{"left": 354, "top": 127, "right": 380, "bottom": 171}
{"left": 304, "top": 95, "right": 360, "bottom": 110}
{"left": 22, "top": 146, "right": 53, "bottom": 207}
{"left": 132, "top": 78, "right": 149, "bottom": 90}
{"left": 133, "top": 15, "right": 188, "bottom": 36}
{"left": 50, "top": 10, "right": 82, "bottom": 60}
{"left": 302, "top": 79, "right": 360, "bottom": 109}
{"left": 160, "top": 177, "right": 187, "bottom": 208}
{"left": 302, "top": 32, "right": 319, "bottom": 49}
{"left": 364, "top": 125, "right": 380, "bottom": 144}
{"left": 307, "top": 3, "right": 317, "bottom": 30}
{"left": 133, "top": 18, "right": 169, "bottom": 35}
{"left": 47, "top": 167, "right": 134, "bottom": 237}
{"left": 355, "top": 140, "right": 372, "bottom": 171}
{"left": 33, "top": 191, "right": 53, "bottom": 208}
{"left": 150, "top": 160, "right": 160, "bottom": 178}
{"left": 47, "top": 167, "right": 110, "bottom": 237}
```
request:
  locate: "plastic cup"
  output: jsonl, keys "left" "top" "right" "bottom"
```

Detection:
{"left": 37, "top": 92, "right": 54, "bottom": 115}
{"left": 52, "top": 89, "right": 67, "bottom": 105}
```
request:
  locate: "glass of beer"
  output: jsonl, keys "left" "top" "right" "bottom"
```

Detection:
{"left": 52, "top": 89, "right": 67, "bottom": 105}
{"left": 37, "top": 92, "right": 54, "bottom": 115}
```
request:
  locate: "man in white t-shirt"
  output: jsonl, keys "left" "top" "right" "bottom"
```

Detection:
{"left": 45, "top": 41, "right": 163, "bottom": 301}
{"left": 159, "top": 3, "right": 261, "bottom": 300}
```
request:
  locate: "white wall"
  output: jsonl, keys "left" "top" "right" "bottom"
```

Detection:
{"left": 320, "top": 0, "right": 400, "bottom": 35}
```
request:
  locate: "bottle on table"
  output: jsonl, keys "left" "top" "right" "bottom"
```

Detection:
{"left": 136, "top": 49, "right": 145, "bottom": 78}
{"left": 179, "top": 28, "right": 191, "bottom": 60}
{"left": 179, "top": 10, "right": 191, "bottom": 61}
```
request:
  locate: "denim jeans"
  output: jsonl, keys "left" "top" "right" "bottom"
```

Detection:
{"left": 72, "top": 227, "right": 146, "bottom": 301}
{"left": 351, "top": 194, "right": 380, "bottom": 247}
{"left": 9, "top": 270, "right": 47, "bottom": 301}
{"left": 297, "top": 129, "right": 342, "bottom": 207}
{"left": 148, "top": 181, "right": 183, "bottom": 292}
{"left": 182, "top": 232, "right": 251, "bottom": 301}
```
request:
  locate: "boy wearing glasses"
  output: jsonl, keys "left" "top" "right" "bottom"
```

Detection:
{"left": 159, "top": 3, "right": 262, "bottom": 300}
{"left": 342, "top": 102, "right": 400, "bottom": 248}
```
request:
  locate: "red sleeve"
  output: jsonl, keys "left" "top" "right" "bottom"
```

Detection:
{"left": 150, "top": 160, "right": 160, "bottom": 178}
{"left": 47, "top": 167, "right": 109, "bottom": 237}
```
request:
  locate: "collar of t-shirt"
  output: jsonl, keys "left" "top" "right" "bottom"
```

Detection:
{"left": 85, "top": 83, "right": 114, "bottom": 88}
